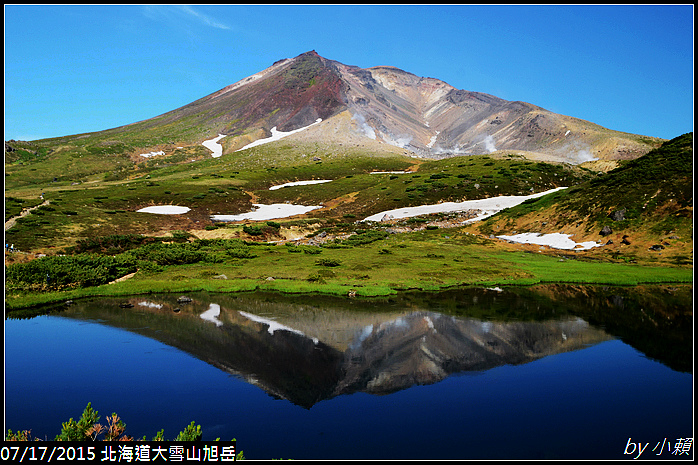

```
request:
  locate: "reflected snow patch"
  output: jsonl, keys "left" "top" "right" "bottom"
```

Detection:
{"left": 239, "top": 311, "right": 318, "bottom": 344}
{"left": 200, "top": 303, "right": 223, "bottom": 327}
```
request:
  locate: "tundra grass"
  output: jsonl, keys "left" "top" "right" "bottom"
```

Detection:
{"left": 6, "top": 146, "right": 587, "bottom": 251}
{"left": 5, "top": 228, "right": 692, "bottom": 311}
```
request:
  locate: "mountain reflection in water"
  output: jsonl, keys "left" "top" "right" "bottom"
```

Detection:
{"left": 41, "top": 284, "right": 692, "bottom": 409}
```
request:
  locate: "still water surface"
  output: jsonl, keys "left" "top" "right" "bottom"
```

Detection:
{"left": 5, "top": 285, "right": 693, "bottom": 459}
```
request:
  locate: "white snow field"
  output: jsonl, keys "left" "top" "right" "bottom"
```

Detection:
{"left": 235, "top": 118, "right": 323, "bottom": 152}
{"left": 269, "top": 180, "right": 333, "bottom": 190}
{"left": 202, "top": 134, "right": 227, "bottom": 158}
{"left": 363, "top": 187, "right": 567, "bottom": 223}
{"left": 136, "top": 205, "right": 191, "bottom": 214}
{"left": 496, "top": 232, "right": 601, "bottom": 250}
{"left": 361, "top": 186, "right": 603, "bottom": 250}
{"left": 139, "top": 150, "right": 165, "bottom": 158}
{"left": 211, "top": 203, "right": 322, "bottom": 222}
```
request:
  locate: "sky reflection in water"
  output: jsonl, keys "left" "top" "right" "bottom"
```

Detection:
{"left": 4, "top": 285, "right": 692, "bottom": 459}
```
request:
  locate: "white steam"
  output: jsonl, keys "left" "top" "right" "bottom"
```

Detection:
{"left": 383, "top": 132, "right": 413, "bottom": 149}
{"left": 564, "top": 141, "right": 599, "bottom": 164}
{"left": 351, "top": 112, "right": 376, "bottom": 140}
{"left": 573, "top": 148, "right": 598, "bottom": 164}
{"left": 484, "top": 135, "right": 497, "bottom": 153}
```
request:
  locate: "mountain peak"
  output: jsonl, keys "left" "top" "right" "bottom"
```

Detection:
{"left": 71, "top": 51, "right": 663, "bottom": 166}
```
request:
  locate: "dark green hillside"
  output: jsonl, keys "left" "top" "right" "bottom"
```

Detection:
{"left": 478, "top": 133, "right": 693, "bottom": 265}
{"left": 5, "top": 133, "right": 597, "bottom": 254}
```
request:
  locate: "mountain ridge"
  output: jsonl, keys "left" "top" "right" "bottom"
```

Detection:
{"left": 20, "top": 50, "right": 663, "bottom": 169}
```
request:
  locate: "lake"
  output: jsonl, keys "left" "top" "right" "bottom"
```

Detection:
{"left": 4, "top": 285, "right": 693, "bottom": 460}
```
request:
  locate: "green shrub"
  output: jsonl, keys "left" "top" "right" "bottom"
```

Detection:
{"left": 128, "top": 243, "right": 205, "bottom": 266}
{"left": 175, "top": 421, "right": 203, "bottom": 442}
{"left": 243, "top": 225, "right": 263, "bottom": 236}
{"left": 227, "top": 247, "right": 257, "bottom": 259}
{"left": 341, "top": 230, "right": 389, "bottom": 247}
{"left": 55, "top": 402, "right": 101, "bottom": 441}
{"left": 6, "top": 254, "right": 137, "bottom": 290}
{"left": 7, "top": 403, "right": 221, "bottom": 443}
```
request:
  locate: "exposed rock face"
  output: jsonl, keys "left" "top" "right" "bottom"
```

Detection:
{"left": 87, "top": 51, "right": 663, "bottom": 164}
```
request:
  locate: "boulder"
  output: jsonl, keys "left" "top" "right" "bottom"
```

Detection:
{"left": 600, "top": 225, "right": 613, "bottom": 236}
{"left": 609, "top": 209, "right": 626, "bottom": 221}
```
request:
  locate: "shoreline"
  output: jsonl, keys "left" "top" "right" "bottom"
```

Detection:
{"left": 6, "top": 266, "right": 692, "bottom": 312}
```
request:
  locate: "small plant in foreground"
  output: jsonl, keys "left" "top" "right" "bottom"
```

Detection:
{"left": 6, "top": 402, "right": 241, "bottom": 455}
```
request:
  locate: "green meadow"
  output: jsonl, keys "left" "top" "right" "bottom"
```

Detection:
{"left": 5, "top": 135, "right": 692, "bottom": 311}
{"left": 5, "top": 226, "right": 692, "bottom": 311}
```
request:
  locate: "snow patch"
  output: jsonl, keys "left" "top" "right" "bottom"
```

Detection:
{"left": 137, "top": 205, "right": 191, "bottom": 215}
{"left": 139, "top": 151, "right": 165, "bottom": 158}
{"left": 496, "top": 232, "right": 602, "bottom": 250}
{"left": 427, "top": 131, "right": 440, "bottom": 149}
{"left": 235, "top": 119, "right": 323, "bottom": 152}
{"left": 211, "top": 203, "right": 322, "bottom": 222}
{"left": 269, "top": 180, "right": 332, "bottom": 190}
{"left": 363, "top": 187, "right": 566, "bottom": 223}
{"left": 202, "top": 134, "right": 227, "bottom": 158}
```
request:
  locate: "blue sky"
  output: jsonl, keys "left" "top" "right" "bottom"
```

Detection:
{"left": 4, "top": 4, "right": 694, "bottom": 141}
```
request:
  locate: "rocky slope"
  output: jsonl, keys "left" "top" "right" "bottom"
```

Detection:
{"left": 31, "top": 51, "right": 662, "bottom": 169}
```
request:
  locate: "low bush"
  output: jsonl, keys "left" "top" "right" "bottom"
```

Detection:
{"left": 6, "top": 254, "right": 137, "bottom": 290}
{"left": 127, "top": 243, "right": 205, "bottom": 266}
{"left": 340, "top": 229, "right": 389, "bottom": 247}
{"left": 316, "top": 258, "right": 341, "bottom": 267}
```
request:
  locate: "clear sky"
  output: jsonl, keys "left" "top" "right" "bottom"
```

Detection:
{"left": 4, "top": 4, "right": 694, "bottom": 141}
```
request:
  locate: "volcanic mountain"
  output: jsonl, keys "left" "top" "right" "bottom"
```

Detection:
{"left": 38, "top": 50, "right": 664, "bottom": 167}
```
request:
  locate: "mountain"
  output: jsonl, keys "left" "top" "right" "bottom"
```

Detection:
{"left": 53, "top": 291, "right": 614, "bottom": 408}
{"left": 27, "top": 50, "right": 663, "bottom": 168}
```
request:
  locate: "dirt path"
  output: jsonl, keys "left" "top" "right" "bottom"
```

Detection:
{"left": 5, "top": 200, "right": 50, "bottom": 231}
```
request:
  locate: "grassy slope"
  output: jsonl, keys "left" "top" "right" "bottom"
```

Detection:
{"left": 5, "top": 133, "right": 693, "bottom": 310}
{"left": 5, "top": 137, "right": 594, "bottom": 252}
{"left": 475, "top": 132, "right": 693, "bottom": 267}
